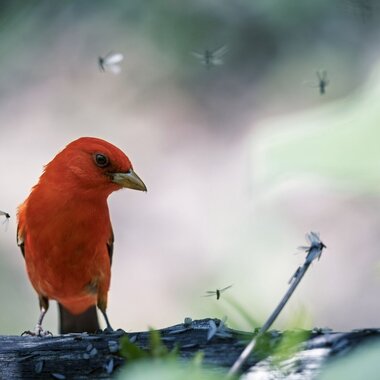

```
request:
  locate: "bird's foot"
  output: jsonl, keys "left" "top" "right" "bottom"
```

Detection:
{"left": 21, "top": 324, "right": 52, "bottom": 337}
{"left": 103, "top": 326, "right": 114, "bottom": 334}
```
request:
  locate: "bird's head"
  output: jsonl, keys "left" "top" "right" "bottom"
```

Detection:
{"left": 41, "top": 137, "right": 147, "bottom": 196}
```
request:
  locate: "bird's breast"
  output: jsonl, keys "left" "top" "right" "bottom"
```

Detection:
{"left": 23, "top": 193, "right": 112, "bottom": 301}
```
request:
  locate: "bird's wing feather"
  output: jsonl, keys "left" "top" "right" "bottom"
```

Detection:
{"left": 107, "top": 228, "right": 114, "bottom": 266}
{"left": 17, "top": 204, "right": 26, "bottom": 258}
{"left": 18, "top": 231, "right": 25, "bottom": 258}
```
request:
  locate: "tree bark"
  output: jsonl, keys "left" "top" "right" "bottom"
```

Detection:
{"left": 1, "top": 318, "right": 379, "bottom": 379}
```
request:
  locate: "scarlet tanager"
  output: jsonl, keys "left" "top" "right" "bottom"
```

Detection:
{"left": 17, "top": 137, "right": 147, "bottom": 335}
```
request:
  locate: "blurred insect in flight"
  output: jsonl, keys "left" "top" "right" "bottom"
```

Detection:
{"left": 191, "top": 45, "right": 228, "bottom": 69}
{"left": 98, "top": 52, "right": 124, "bottom": 74}
{"left": 316, "top": 70, "right": 329, "bottom": 95}
{"left": 203, "top": 285, "right": 233, "bottom": 300}
{"left": 0, "top": 210, "right": 10, "bottom": 220}
{"left": 0, "top": 210, "right": 10, "bottom": 230}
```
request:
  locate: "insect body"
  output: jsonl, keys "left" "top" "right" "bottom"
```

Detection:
{"left": 0, "top": 210, "right": 10, "bottom": 219}
{"left": 203, "top": 285, "right": 233, "bottom": 300}
{"left": 316, "top": 70, "right": 329, "bottom": 95}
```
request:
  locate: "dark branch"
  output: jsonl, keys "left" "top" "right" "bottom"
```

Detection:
{"left": 1, "top": 319, "right": 379, "bottom": 379}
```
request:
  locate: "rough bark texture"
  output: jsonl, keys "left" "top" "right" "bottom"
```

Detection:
{"left": 1, "top": 318, "right": 379, "bottom": 379}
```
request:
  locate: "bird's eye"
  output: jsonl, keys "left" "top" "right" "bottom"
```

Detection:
{"left": 94, "top": 153, "right": 109, "bottom": 168}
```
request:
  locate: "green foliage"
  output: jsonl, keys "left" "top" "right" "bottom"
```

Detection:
{"left": 319, "top": 340, "right": 380, "bottom": 380}
{"left": 222, "top": 296, "right": 262, "bottom": 330}
{"left": 119, "top": 328, "right": 179, "bottom": 363}
{"left": 149, "top": 328, "right": 180, "bottom": 359}
{"left": 119, "top": 335, "right": 147, "bottom": 361}
{"left": 271, "top": 329, "right": 310, "bottom": 365}
{"left": 266, "top": 305, "right": 312, "bottom": 365}
{"left": 118, "top": 329, "right": 233, "bottom": 380}
{"left": 251, "top": 88, "right": 380, "bottom": 195}
{"left": 284, "top": 304, "right": 313, "bottom": 330}
{"left": 116, "top": 360, "right": 229, "bottom": 380}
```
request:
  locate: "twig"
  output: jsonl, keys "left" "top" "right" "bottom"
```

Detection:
{"left": 228, "top": 232, "right": 326, "bottom": 377}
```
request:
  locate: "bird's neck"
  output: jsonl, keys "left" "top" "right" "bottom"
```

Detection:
{"left": 29, "top": 179, "right": 110, "bottom": 217}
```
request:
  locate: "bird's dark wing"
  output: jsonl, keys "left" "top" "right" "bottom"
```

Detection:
{"left": 17, "top": 225, "right": 25, "bottom": 258}
{"left": 107, "top": 228, "right": 114, "bottom": 265}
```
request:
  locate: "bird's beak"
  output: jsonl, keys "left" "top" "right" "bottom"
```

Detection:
{"left": 112, "top": 170, "right": 147, "bottom": 191}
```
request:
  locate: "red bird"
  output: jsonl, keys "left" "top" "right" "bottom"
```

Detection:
{"left": 17, "top": 137, "right": 147, "bottom": 335}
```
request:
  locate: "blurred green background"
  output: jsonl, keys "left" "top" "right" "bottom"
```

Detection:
{"left": 0, "top": 0, "right": 380, "bottom": 335}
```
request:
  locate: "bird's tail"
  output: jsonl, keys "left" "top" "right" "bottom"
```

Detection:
{"left": 58, "top": 303, "right": 99, "bottom": 334}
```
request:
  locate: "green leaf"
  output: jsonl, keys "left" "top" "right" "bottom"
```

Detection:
{"left": 250, "top": 90, "right": 380, "bottom": 195}
{"left": 271, "top": 329, "right": 310, "bottom": 364}
{"left": 319, "top": 340, "right": 380, "bottom": 380}
{"left": 117, "top": 360, "right": 229, "bottom": 380}
{"left": 119, "top": 335, "right": 148, "bottom": 361}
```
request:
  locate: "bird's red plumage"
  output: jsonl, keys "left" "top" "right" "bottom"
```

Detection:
{"left": 17, "top": 137, "right": 141, "bottom": 325}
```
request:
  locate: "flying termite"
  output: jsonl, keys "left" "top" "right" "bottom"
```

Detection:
{"left": 0, "top": 210, "right": 10, "bottom": 231}
{"left": 98, "top": 52, "right": 124, "bottom": 74}
{"left": 298, "top": 231, "right": 326, "bottom": 264}
{"left": 0, "top": 210, "right": 10, "bottom": 219}
{"left": 203, "top": 285, "right": 233, "bottom": 300}
{"left": 191, "top": 45, "right": 228, "bottom": 69}
{"left": 316, "top": 70, "right": 329, "bottom": 95}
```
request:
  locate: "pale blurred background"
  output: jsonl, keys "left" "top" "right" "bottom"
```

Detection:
{"left": 1, "top": 0, "right": 380, "bottom": 335}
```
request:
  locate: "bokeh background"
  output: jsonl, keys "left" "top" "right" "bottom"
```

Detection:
{"left": 0, "top": 0, "right": 380, "bottom": 335}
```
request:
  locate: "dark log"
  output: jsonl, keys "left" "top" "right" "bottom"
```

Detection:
{"left": 1, "top": 318, "right": 379, "bottom": 379}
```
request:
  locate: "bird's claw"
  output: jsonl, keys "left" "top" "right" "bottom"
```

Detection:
{"left": 103, "top": 326, "right": 114, "bottom": 334}
{"left": 21, "top": 325, "right": 52, "bottom": 337}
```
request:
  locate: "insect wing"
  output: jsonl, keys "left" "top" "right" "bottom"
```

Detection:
{"left": 212, "top": 45, "right": 228, "bottom": 58}
{"left": 306, "top": 246, "right": 322, "bottom": 263}
{"left": 207, "top": 320, "right": 218, "bottom": 341}
{"left": 106, "top": 64, "right": 122, "bottom": 74}
{"left": 305, "top": 232, "right": 325, "bottom": 263}
{"left": 316, "top": 70, "right": 328, "bottom": 82}
{"left": 98, "top": 52, "right": 124, "bottom": 74}
{"left": 0, "top": 211, "right": 9, "bottom": 217}
{"left": 308, "top": 231, "right": 321, "bottom": 247}
{"left": 191, "top": 50, "right": 205, "bottom": 60}
{"left": 191, "top": 51, "right": 209, "bottom": 66}
{"left": 210, "top": 57, "right": 224, "bottom": 66}
{"left": 316, "top": 70, "right": 323, "bottom": 81}
{"left": 203, "top": 290, "right": 217, "bottom": 297}
{"left": 103, "top": 53, "right": 124, "bottom": 65}
{"left": 204, "top": 285, "right": 232, "bottom": 298}
{"left": 219, "top": 285, "right": 233, "bottom": 293}
{"left": 0, "top": 211, "right": 10, "bottom": 231}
